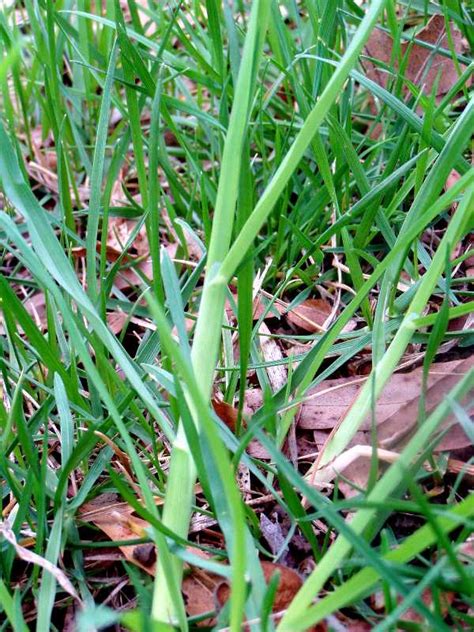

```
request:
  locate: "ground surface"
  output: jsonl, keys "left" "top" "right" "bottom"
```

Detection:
{"left": 0, "top": 1, "right": 473, "bottom": 631}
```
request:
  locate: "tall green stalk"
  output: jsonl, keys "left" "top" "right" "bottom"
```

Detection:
{"left": 152, "top": 0, "right": 271, "bottom": 623}
{"left": 152, "top": 0, "right": 389, "bottom": 624}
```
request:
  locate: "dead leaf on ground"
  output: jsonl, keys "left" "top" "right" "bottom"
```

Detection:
{"left": 371, "top": 588, "right": 454, "bottom": 624}
{"left": 107, "top": 217, "right": 150, "bottom": 258}
{"left": 71, "top": 243, "right": 132, "bottom": 263}
{"left": 212, "top": 395, "right": 272, "bottom": 460}
{"left": 113, "top": 257, "right": 154, "bottom": 291}
{"left": 252, "top": 294, "right": 286, "bottom": 320}
{"left": 215, "top": 561, "right": 303, "bottom": 614}
{"left": 259, "top": 321, "right": 288, "bottom": 392}
{"left": 0, "top": 520, "right": 81, "bottom": 602}
{"left": 79, "top": 493, "right": 157, "bottom": 574}
{"left": 260, "top": 513, "right": 288, "bottom": 563}
{"left": 363, "top": 15, "right": 470, "bottom": 99}
{"left": 0, "top": 291, "right": 47, "bottom": 335}
{"left": 302, "top": 357, "right": 473, "bottom": 494}
{"left": 299, "top": 358, "right": 472, "bottom": 449}
{"left": 286, "top": 299, "right": 332, "bottom": 333}
{"left": 106, "top": 310, "right": 155, "bottom": 336}
{"left": 80, "top": 494, "right": 304, "bottom": 625}
{"left": 212, "top": 397, "right": 242, "bottom": 433}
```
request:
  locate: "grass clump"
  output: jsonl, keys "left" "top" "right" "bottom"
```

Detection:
{"left": 0, "top": 1, "right": 473, "bottom": 630}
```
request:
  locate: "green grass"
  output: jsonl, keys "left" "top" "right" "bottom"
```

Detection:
{"left": 0, "top": 1, "right": 473, "bottom": 630}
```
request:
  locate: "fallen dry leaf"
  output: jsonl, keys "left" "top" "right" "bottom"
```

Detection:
{"left": 212, "top": 397, "right": 241, "bottom": 433}
{"left": 79, "top": 493, "right": 157, "bottom": 574}
{"left": 107, "top": 311, "right": 130, "bottom": 335}
{"left": 212, "top": 395, "right": 273, "bottom": 459}
{"left": 0, "top": 520, "right": 81, "bottom": 602}
{"left": 259, "top": 321, "right": 288, "bottom": 392}
{"left": 80, "top": 494, "right": 304, "bottom": 625}
{"left": 286, "top": 299, "right": 332, "bottom": 333}
{"left": 72, "top": 243, "right": 132, "bottom": 263}
{"left": 215, "top": 561, "right": 303, "bottom": 614}
{"left": 364, "top": 15, "right": 469, "bottom": 99}
{"left": 252, "top": 294, "right": 286, "bottom": 320}
{"left": 260, "top": 513, "right": 288, "bottom": 563}
{"left": 114, "top": 257, "right": 154, "bottom": 291}
{"left": 107, "top": 216, "right": 150, "bottom": 258}
{"left": 298, "top": 358, "right": 472, "bottom": 448}
{"left": 302, "top": 357, "right": 473, "bottom": 494}
{"left": 401, "top": 591, "right": 454, "bottom": 624}
{"left": 0, "top": 291, "right": 47, "bottom": 335}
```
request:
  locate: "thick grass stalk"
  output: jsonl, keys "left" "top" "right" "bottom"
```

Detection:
{"left": 153, "top": 0, "right": 389, "bottom": 624}
{"left": 152, "top": 0, "right": 270, "bottom": 623}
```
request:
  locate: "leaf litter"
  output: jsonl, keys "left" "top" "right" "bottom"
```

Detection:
{"left": 363, "top": 14, "right": 470, "bottom": 100}
{"left": 1, "top": 3, "right": 472, "bottom": 629}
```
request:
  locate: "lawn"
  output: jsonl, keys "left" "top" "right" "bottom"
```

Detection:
{"left": 0, "top": 1, "right": 473, "bottom": 630}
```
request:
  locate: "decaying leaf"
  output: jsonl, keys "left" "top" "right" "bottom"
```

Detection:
{"left": 259, "top": 321, "right": 288, "bottom": 392}
{"left": 252, "top": 294, "right": 286, "bottom": 320}
{"left": 107, "top": 217, "right": 150, "bottom": 258}
{"left": 301, "top": 358, "right": 473, "bottom": 493}
{"left": 79, "top": 494, "right": 304, "bottom": 625}
{"left": 215, "top": 561, "right": 303, "bottom": 614}
{"left": 106, "top": 310, "right": 155, "bottom": 336}
{"left": 364, "top": 15, "right": 470, "bottom": 99}
{"left": 212, "top": 397, "right": 241, "bottom": 433}
{"left": 0, "top": 291, "right": 47, "bottom": 335}
{"left": 260, "top": 513, "right": 288, "bottom": 563}
{"left": 0, "top": 520, "right": 81, "bottom": 602}
{"left": 71, "top": 243, "right": 131, "bottom": 263}
{"left": 79, "top": 493, "right": 157, "bottom": 574}
{"left": 298, "top": 358, "right": 473, "bottom": 449}
{"left": 286, "top": 299, "right": 332, "bottom": 333}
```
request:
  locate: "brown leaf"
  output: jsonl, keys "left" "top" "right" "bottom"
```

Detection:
{"left": 259, "top": 322, "right": 287, "bottom": 392}
{"left": 303, "top": 358, "right": 473, "bottom": 495}
{"left": 212, "top": 397, "right": 241, "bottom": 433}
{"left": 107, "top": 311, "right": 129, "bottom": 335}
{"left": 0, "top": 291, "right": 47, "bottom": 335}
{"left": 79, "top": 494, "right": 156, "bottom": 574}
{"left": 364, "top": 15, "right": 470, "bottom": 99}
{"left": 107, "top": 217, "right": 150, "bottom": 258}
{"left": 212, "top": 392, "right": 273, "bottom": 460}
{"left": 0, "top": 520, "right": 81, "bottom": 602}
{"left": 252, "top": 295, "right": 285, "bottom": 320}
{"left": 114, "top": 257, "right": 154, "bottom": 291}
{"left": 399, "top": 588, "right": 454, "bottom": 623}
{"left": 260, "top": 513, "right": 288, "bottom": 561}
{"left": 216, "top": 561, "right": 302, "bottom": 614}
{"left": 80, "top": 495, "right": 303, "bottom": 625}
{"left": 71, "top": 243, "right": 132, "bottom": 263}
{"left": 286, "top": 299, "right": 331, "bottom": 333}
{"left": 299, "top": 358, "right": 473, "bottom": 450}
{"left": 182, "top": 569, "right": 218, "bottom": 625}
{"left": 376, "top": 358, "right": 473, "bottom": 452}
